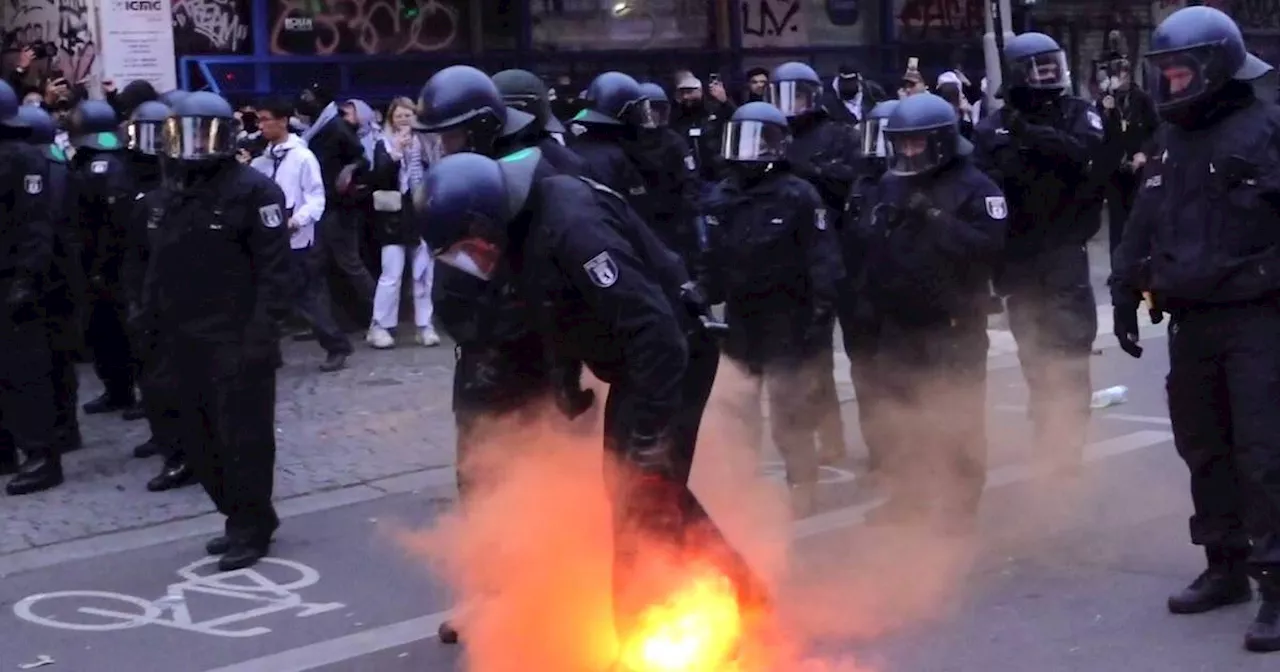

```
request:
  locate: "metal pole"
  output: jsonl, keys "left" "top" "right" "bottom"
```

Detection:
{"left": 982, "top": 0, "right": 1014, "bottom": 113}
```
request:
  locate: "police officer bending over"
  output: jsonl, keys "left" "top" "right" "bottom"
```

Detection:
{"left": 417, "top": 150, "right": 764, "bottom": 647}
{"left": 839, "top": 99, "right": 897, "bottom": 483}
{"left": 0, "top": 80, "right": 60, "bottom": 496}
{"left": 139, "top": 92, "right": 292, "bottom": 570}
{"left": 702, "top": 102, "right": 843, "bottom": 515}
{"left": 860, "top": 93, "right": 1007, "bottom": 529}
{"left": 973, "top": 33, "right": 1104, "bottom": 474}
{"left": 1110, "top": 6, "right": 1280, "bottom": 653}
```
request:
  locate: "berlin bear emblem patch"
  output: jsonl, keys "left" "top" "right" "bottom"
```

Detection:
{"left": 985, "top": 196, "right": 1008, "bottom": 220}
{"left": 583, "top": 251, "right": 619, "bottom": 288}
{"left": 23, "top": 174, "right": 42, "bottom": 194}
{"left": 259, "top": 204, "right": 284, "bottom": 228}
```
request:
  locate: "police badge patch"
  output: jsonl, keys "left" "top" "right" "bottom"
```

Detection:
{"left": 91, "top": 159, "right": 108, "bottom": 174}
{"left": 23, "top": 174, "right": 42, "bottom": 194}
{"left": 683, "top": 154, "right": 696, "bottom": 171}
{"left": 815, "top": 209, "right": 828, "bottom": 230}
{"left": 258, "top": 204, "right": 284, "bottom": 228}
{"left": 583, "top": 251, "right": 619, "bottom": 288}
{"left": 1087, "top": 110, "right": 1103, "bottom": 131}
{"left": 985, "top": 196, "right": 1008, "bottom": 220}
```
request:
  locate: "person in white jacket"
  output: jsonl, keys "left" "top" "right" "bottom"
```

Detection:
{"left": 251, "top": 97, "right": 353, "bottom": 372}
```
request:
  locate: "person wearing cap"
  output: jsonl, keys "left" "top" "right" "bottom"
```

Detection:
{"left": 0, "top": 80, "right": 61, "bottom": 496}
{"left": 972, "top": 32, "right": 1104, "bottom": 481}
{"left": 823, "top": 63, "right": 886, "bottom": 127}
{"left": 670, "top": 70, "right": 735, "bottom": 183}
{"left": 898, "top": 65, "right": 928, "bottom": 99}
{"left": 858, "top": 92, "right": 1007, "bottom": 530}
{"left": 1110, "top": 6, "right": 1280, "bottom": 651}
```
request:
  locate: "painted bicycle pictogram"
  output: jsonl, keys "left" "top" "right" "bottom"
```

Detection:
{"left": 13, "top": 557, "right": 345, "bottom": 638}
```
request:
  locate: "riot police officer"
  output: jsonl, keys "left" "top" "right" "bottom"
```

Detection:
{"left": 1110, "top": 6, "right": 1280, "bottom": 652}
{"left": 701, "top": 102, "right": 843, "bottom": 515}
{"left": 70, "top": 99, "right": 138, "bottom": 418}
{"left": 768, "top": 61, "right": 856, "bottom": 464}
{"left": 0, "top": 80, "right": 60, "bottom": 496}
{"left": 570, "top": 72, "right": 656, "bottom": 220}
{"left": 121, "top": 100, "right": 193, "bottom": 492}
{"left": 141, "top": 92, "right": 291, "bottom": 570}
{"left": 861, "top": 93, "right": 1007, "bottom": 529}
{"left": 16, "top": 104, "right": 83, "bottom": 457}
{"left": 640, "top": 82, "right": 673, "bottom": 129}
{"left": 839, "top": 99, "right": 898, "bottom": 481}
{"left": 492, "top": 68, "right": 568, "bottom": 146}
{"left": 973, "top": 33, "right": 1104, "bottom": 474}
{"left": 416, "top": 150, "right": 764, "bottom": 645}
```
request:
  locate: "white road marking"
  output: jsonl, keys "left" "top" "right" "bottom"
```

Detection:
{"left": 1101, "top": 413, "right": 1172, "bottom": 426}
{"left": 202, "top": 429, "right": 1174, "bottom": 672}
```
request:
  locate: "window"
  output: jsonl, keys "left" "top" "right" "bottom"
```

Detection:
{"left": 532, "top": 0, "right": 712, "bottom": 51}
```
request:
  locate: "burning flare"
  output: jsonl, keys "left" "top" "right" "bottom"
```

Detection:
{"left": 617, "top": 569, "right": 747, "bottom": 672}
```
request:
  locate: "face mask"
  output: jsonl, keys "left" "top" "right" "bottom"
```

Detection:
{"left": 240, "top": 113, "right": 258, "bottom": 133}
{"left": 838, "top": 81, "right": 860, "bottom": 100}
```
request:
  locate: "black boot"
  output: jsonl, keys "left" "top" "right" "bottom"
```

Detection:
{"left": 0, "top": 451, "right": 16, "bottom": 476}
{"left": 1168, "top": 547, "right": 1253, "bottom": 615}
{"left": 218, "top": 537, "right": 271, "bottom": 572}
{"left": 56, "top": 425, "right": 84, "bottom": 453}
{"left": 319, "top": 352, "right": 347, "bottom": 372}
{"left": 205, "top": 535, "right": 231, "bottom": 556}
{"left": 438, "top": 620, "right": 459, "bottom": 644}
{"left": 82, "top": 392, "right": 134, "bottom": 415}
{"left": 5, "top": 450, "right": 64, "bottom": 496}
{"left": 146, "top": 457, "right": 195, "bottom": 492}
{"left": 132, "top": 438, "right": 162, "bottom": 459}
{"left": 1245, "top": 575, "right": 1280, "bottom": 653}
{"left": 121, "top": 403, "right": 147, "bottom": 421}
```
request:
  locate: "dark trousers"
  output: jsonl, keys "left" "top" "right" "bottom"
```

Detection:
{"left": 292, "top": 246, "right": 353, "bottom": 356}
{"left": 50, "top": 337, "right": 79, "bottom": 445}
{"left": 1106, "top": 175, "right": 1139, "bottom": 256}
{"left": 848, "top": 351, "right": 889, "bottom": 473}
{"left": 739, "top": 352, "right": 829, "bottom": 486}
{"left": 86, "top": 296, "right": 134, "bottom": 400}
{"left": 877, "top": 319, "right": 989, "bottom": 519}
{"left": 318, "top": 209, "right": 376, "bottom": 331}
{"left": 1004, "top": 245, "right": 1097, "bottom": 468}
{"left": 1168, "top": 301, "right": 1280, "bottom": 569}
{"left": 136, "top": 332, "right": 183, "bottom": 459}
{"left": 0, "top": 320, "right": 58, "bottom": 461}
{"left": 173, "top": 349, "right": 280, "bottom": 541}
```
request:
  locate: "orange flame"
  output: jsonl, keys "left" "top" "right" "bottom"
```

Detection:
{"left": 617, "top": 570, "right": 747, "bottom": 672}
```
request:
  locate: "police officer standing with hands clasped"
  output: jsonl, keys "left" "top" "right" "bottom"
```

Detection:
{"left": 1111, "top": 5, "right": 1280, "bottom": 652}
{"left": 138, "top": 92, "right": 292, "bottom": 570}
{"left": 973, "top": 33, "right": 1103, "bottom": 475}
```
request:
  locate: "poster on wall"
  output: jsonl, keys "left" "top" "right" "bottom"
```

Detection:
{"left": 97, "top": 0, "right": 177, "bottom": 90}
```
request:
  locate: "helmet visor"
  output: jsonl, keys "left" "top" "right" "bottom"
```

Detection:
{"left": 501, "top": 94, "right": 540, "bottom": 112}
{"left": 434, "top": 238, "right": 502, "bottom": 281}
{"left": 1143, "top": 45, "right": 1224, "bottom": 109}
{"left": 162, "top": 116, "right": 236, "bottom": 159}
{"left": 649, "top": 100, "right": 671, "bottom": 127}
{"left": 621, "top": 98, "right": 657, "bottom": 128}
{"left": 721, "top": 120, "right": 789, "bottom": 162}
{"left": 423, "top": 124, "right": 474, "bottom": 157}
{"left": 767, "top": 80, "right": 821, "bottom": 117}
{"left": 886, "top": 131, "right": 944, "bottom": 176}
{"left": 1009, "top": 50, "right": 1070, "bottom": 90}
{"left": 126, "top": 120, "right": 164, "bottom": 155}
{"left": 860, "top": 118, "right": 889, "bottom": 158}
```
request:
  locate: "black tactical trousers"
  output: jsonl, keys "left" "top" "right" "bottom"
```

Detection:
{"left": 135, "top": 330, "right": 183, "bottom": 459}
{"left": 0, "top": 319, "right": 58, "bottom": 462}
{"left": 1167, "top": 301, "right": 1280, "bottom": 569}
{"left": 86, "top": 295, "right": 135, "bottom": 401}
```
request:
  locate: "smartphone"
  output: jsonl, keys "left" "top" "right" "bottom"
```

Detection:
{"left": 907, "top": 57, "right": 919, "bottom": 70}
{"left": 709, "top": 73, "right": 720, "bottom": 85}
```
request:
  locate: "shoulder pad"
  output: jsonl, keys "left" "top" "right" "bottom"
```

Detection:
{"left": 576, "top": 175, "right": 626, "bottom": 201}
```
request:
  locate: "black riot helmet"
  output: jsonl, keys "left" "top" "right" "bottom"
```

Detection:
{"left": 158, "top": 89, "right": 190, "bottom": 107}
{"left": 163, "top": 91, "right": 237, "bottom": 162}
{"left": 883, "top": 93, "right": 969, "bottom": 177}
{"left": 768, "top": 62, "right": 823, "bottom": 118}
{"left": 69, "top": 100, "right": 124, "bottom": 151}
{"left": 639, "top": 82, "right": 671, "bottom": 127}
{"left": 1002, "top": 32, "right": 1071, "bottom": 111}
{"left": 15, "top": 105, "right": 64, "bottom": 161}
{"left": 1144, "top": 6, "right": 1272, "bottom": 118}
{"left": 492, "top": 68, "right": 564, "bottom": 134}
{"left": 861, "top": 99, "right": 899, "bottom": 159}
{"left": 417, "top": 65, "right": 536, "bottom": 158}
{"left": 577, "top": 71, "right": 655, "bottom": 128}
{"left": 412, "top": 148, "right": 543, "bottom": 282}
{"left": 722, "top": 102, "right": 791, "bottom": 163}
{"left": 127, "top": 100, "right": 171, "bottom": 156}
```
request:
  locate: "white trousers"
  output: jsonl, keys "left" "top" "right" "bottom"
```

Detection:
{"left": 371, "top": 242, "right": 434, "bottom": 329}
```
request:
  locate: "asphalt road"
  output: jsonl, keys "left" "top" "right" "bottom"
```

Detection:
{"left": 5, "top": 320, "right": 1268, "bottom": 672}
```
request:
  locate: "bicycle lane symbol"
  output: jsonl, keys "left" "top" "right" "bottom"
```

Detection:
{"left": 13, "top": 557, "right": 346, "bottom": 638}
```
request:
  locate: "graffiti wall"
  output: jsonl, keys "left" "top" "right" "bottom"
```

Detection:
{"left": 893, "top": 0, "right": 983, "bottom": 40}
{"left": 1, "top": 0, "right": 97, "bottom": 81}
{"left": 172, "top": 0, "right": 253, "bottom": 54}
{"left": 269, "top": 0, "right": 468, "bottom": 55}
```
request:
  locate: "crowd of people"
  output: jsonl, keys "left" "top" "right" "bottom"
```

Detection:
{"left": 0, "top": 2, "right": 1278, "bottom": 654}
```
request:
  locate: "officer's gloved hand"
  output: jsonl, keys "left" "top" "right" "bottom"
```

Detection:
{"left": 1005, "top": 109, "right": 1027, "bottom": 136}
{"left": 552, "top": 362, "right": 595, "bottom": 420}
{"left": 903, "top": 191, "right": 938, "bottom": 223}
{"left": 1113, "top": 300, "right": 1143, "bottom": 358}
{"left": 4, "top": 281, "right": 36, "bottom": 323}
{"left": 624, "top": 429, "right": 674, "bottom": 480}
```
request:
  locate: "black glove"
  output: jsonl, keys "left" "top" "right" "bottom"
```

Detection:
{"left": 904, "top": 191, "right": 933, "bottom": 214}
{"left": 1113, "top": 301, "right": 1143, "bottom": 358}
{"left": 679, "top": 281, "right": 711, "bottom": 320}
{"left": 552, "top": 362, "right": 595, "bottom": 420}
{"left": 624, "top": 429, "right": 674, "bottom": 479}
